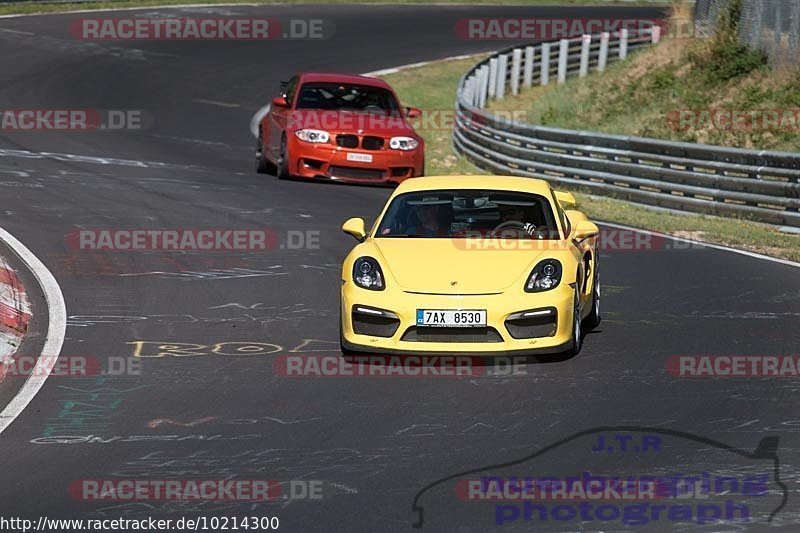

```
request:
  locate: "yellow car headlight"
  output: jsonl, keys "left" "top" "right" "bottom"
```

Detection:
{"left": 353, "top": 257, "right": 385, "bottom": 291}
{"left": 525, "top": 259, "right": 562, "bottom": 292}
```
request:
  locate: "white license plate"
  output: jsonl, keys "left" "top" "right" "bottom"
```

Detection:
{"left": 346, "top": 152, "right": 373, "bottom": 163}
{"left": 416, "top": 309, "right": 487, "bottom": 328}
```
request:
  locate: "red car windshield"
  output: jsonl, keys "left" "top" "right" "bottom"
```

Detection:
{"left": 294, "top": 82, "right": 400, "bottom": 115}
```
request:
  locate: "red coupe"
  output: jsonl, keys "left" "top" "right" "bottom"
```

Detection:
{"left": 256, "top": 73, "right": 425, "bottom": 184}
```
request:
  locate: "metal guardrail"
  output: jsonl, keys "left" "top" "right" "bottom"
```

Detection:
{"left": 453, "top": 30, "right": 800, "bottom": 228}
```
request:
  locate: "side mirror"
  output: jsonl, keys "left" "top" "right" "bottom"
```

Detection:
{"left": 554, "top": 190, "right": 577, "bottom": 208}
{"left": 404, "top": 106, "right": 422, "bottom": 119}
{"left": 272, "top": 96, "right": 289, "bottom": 108}
{"left": 342, "top": 217, "right": 367, "bottom": 242}
{"left": 573, "top": 220, "right": 599, "bottom": 242}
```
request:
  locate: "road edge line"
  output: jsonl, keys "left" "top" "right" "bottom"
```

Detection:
{"left": 0, "top": 226, "right": 67, "bottom": 436}
{"left": 599, "top": 221, "right": 800, "bottom": 269}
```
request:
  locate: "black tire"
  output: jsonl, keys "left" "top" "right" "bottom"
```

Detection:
{"left": 276, "top": 135, "right": 290, "bottom": 180}
{"left": 583, "top": 267, "right": 601, "bottom": 330}
{"left": 565, "top": 291, "right": 582, "bottom": 357}
{"left": 255, "top": 131, "right": 275, "bottom": 174}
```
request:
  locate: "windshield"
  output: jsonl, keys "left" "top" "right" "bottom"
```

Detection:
{"left": 375, "top": 189, "right": 560, "bottom": 239}
{"left": 294, "top": 82, "right": 400, "bottom": 115}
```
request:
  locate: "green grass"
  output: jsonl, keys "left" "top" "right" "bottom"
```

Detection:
{"left": 487, "top": 38, "right": 800, "bottom": 153}
{"left": 0, "top": 0, "right": 672, "bottom": 17}
{"left": 382, "top": 57, "right": 488, "bottom": 176}
{"left": 379, "top": 56, "right": 800, "bottom": 263}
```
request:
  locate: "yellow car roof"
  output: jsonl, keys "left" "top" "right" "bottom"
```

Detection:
{"left": 393, "top": 175, "right": 554, "bottom": 196}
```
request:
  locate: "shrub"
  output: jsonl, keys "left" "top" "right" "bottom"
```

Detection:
{"left": 689, "top": 0, "right": 766, "bottom": 83}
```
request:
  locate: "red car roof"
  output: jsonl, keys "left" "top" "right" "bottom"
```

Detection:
{"left": 298, "top": 72, "right": 392, "bottom": 89}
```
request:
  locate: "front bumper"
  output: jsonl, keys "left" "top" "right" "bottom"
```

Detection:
{"left": 340, "top": 282, "right": 575, "bottom": 355}
{"left": 288, "top": 138, "right": 423, "bottom": 184}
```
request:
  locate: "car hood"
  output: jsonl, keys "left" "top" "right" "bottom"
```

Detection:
{"left": 287, "top": 109, "right": 416, "bottom": 136}
{"left": 371, "top": 239, "right": 548, "bottom": 294}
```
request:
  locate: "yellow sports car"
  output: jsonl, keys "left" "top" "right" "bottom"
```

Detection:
{"left": 340, "top": 175, "right": 600, "bottom": 357}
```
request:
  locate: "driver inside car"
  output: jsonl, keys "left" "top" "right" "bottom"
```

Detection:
{"left": 496, "top": 203, "right": 537, "bottom": 236}
{"left": 407, "top": 203, "right": 451, "bottom": 237}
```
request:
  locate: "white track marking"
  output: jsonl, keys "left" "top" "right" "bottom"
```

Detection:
{"left": 0, "top": 227, "right": 67, "bottom": 436}
{"left": 192, "top": 98, "right": 240, "bottom": 108}
{"left": 0, "top": 147, "right": 200, "bottom": 170}
{"left": 362, "top": 53, "right": 480, "bottom": 77}
{"left": 0, "top": 28, "right": 35, "bottom": 35}
{"left": 600, "top": 221, "right": 800, "bottom": 269}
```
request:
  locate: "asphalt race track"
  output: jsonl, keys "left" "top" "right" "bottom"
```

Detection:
{"left": 0, "top": 4, "right": 799, "bottom": 532}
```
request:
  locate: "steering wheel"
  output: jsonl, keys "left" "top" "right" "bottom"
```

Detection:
{"left": 489, "top": 220, "right": 531, "bottom": 237}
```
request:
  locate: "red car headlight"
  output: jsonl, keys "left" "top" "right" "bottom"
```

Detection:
{"left": 295, "top": 129, "right": 330, "bottom": 143}
{"left": 389, "top": 136, "right": 419, "bottom": 151}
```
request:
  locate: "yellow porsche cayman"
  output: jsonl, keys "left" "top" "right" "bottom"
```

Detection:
{"left": 340, "top": 175, "right": 600, "bottom": 357}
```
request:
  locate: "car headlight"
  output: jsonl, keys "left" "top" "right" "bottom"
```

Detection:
{"left": 353, "top": 257, "right": 385, "bottom": 291}
{"left": 295, "top": 129, "right": 330, "bottom": 143}
{"left": 525, "top": 259, "right": 562, "bottom": 292}
{"left": 389, "top": 136, "right": 419, "bottom": 151}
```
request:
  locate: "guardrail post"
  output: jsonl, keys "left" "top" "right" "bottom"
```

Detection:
{"left": 478, "top": 65, "right": 489, "bottom": 107}
{"left": 462, "top": 76, "right": 471, "bottom": 105}
{"left": 579, "top": 34, "right": 591, "bottom": 77}
{"left": 469, "top": 76, "right": 478, "bottom": 106}
{"left": 523, "top": 46, "right": 535, "bottom": 88}
{"left": 619, "top": 28, "right": 629, "bottom": 59}
{"left": 651, "top": 24, "right": 661, "bottom": 44}
{"left": 488, "top": 58, "right": 498, "bottom": 98}
{"left": 557, "top": 39, "right": 569, "bottom": 84}
{"left": 540, "top": 42, "right": 551, "bottom": 85}
{"left": 496, "top": 54, "right": 508, "bottom": 99}
{"left": 511, "top": 48, "right": 522, "bottom": 95}
{"left": 598, "top": 32, "right": 609, "bottom": 71}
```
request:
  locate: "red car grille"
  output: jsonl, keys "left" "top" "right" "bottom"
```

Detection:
{"left": 362, "top": 136, "right": 384, "bottom": 150}
{"left": 328, "top": 166, "right": 385, "bottom": 180}
{"left": 335, "top": 134, "right": 385, "bottom": 151}
{"left": 336, "top": 135, "right": 359, "bottom": 148}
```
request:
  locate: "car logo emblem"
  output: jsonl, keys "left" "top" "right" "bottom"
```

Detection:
{"left": 450, "top": 280, "right": 457, "bottom": 286}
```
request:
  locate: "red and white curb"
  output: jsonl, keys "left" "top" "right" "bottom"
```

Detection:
{"left": 0, "top": 226, "right": 66, "bottom": 436}
{"left": 0, "top": 257, "right": 31, "bottom": 382}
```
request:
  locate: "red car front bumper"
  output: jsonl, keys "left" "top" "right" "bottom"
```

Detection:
{"left": 287, "top": 138, "right": 424, "bottom": 185}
